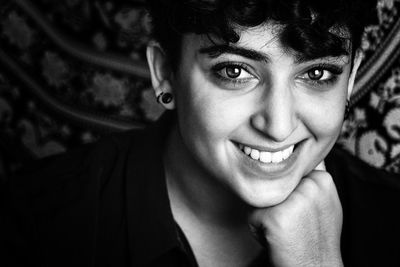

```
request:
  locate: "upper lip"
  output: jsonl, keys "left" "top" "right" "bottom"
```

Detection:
{"left": 234, "top": 141, "right": 300, "bottom": 152}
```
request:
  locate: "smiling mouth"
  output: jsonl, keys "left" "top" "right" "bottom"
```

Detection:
{"left": 237, "top": 143, "right": 295, "bottom": 164}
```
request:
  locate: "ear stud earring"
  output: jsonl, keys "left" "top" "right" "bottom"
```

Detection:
{"left": 156, "top": 91, "right": 173, "bottom": 104}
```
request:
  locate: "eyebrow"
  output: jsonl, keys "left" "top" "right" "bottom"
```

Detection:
{"left": 198, "top": 44, "right": 349, "bottom": 64}
{"left": 198, "top": 44, "right": 270, "bottom": 62}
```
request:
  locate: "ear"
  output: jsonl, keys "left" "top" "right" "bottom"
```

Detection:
{"left": 347, "top": 49, "right": 363, "bottom": 99}
{"left": 146, "top": 41, "right": 176, "bottom": 109}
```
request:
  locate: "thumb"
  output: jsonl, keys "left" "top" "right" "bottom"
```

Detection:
{"left": 315, "top": 160, "right": 326, "bottom": 171}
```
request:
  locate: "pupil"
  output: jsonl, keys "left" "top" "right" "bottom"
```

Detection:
{"left": 308, "top": 69, "right": 323, "bottom": 80}
{"left": 226, "top": 67, "right": 241, "bottom": 78}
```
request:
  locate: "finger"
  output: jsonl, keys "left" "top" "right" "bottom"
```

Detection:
{"left": 300, "top": 170, "right": 334, "bottom": 194}
{"left": 298, "top": 171, "right": 342, "bottom": 212}
{"left": 314, "top": 160, "right": 326, "bottom": 171}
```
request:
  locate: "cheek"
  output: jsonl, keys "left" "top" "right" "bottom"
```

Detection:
{"left": 176, "top": 73, "right": 246, "bottom": 138}
{"left": 298, "top": 93, "right": 346, "bottom": 140}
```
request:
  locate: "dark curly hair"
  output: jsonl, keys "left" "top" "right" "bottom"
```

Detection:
{"left": 146, "top": 0, "right": 377, "bottom": 69}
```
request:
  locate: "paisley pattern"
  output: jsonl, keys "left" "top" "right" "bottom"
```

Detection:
{"left": 339, "top": 0, "right": 400, "bottom": 172}
{"left": 0, "top": 0, "right": 400, "bottom": 180}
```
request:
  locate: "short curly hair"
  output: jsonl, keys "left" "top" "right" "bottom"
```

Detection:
{"left": 146, "top": 0, "right": 377, "bottom": 68}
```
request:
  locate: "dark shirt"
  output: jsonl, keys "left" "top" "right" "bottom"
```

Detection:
{"left": 2, "top": 111, "right": 400, "bottom": 267}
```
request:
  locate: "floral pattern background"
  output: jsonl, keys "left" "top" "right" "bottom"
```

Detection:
{"left": 0, "top": 0, "right": 400, "bottom": 183}
{"left": 338, "top": 0, "right": 400, "bottom": 173}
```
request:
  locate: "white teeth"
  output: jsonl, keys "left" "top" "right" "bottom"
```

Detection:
{"left": 244, "top": 146, "right": 252, "bottom": 155}
{"left": 271, "top": 151, "right": 283, "bottom": 163}
{"left": 282, "top": 146, "right": 294, "bottom": 160}
{"left": 282, "top": 149, "right": 289, "bottom": 160}
{"left": 250, "top": 149, "right": 260, "bottom": 160}
{"left": 259, "top": 151, "right": 272, "bottom": 163}
{"left": 240, "top": 144, "right": 295, "bottom": 164}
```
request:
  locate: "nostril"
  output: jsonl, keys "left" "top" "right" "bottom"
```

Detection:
{"left": 250, "top": 113, "right": 296, "bottom": 142}
{"left": 250, "top": 113, "right": 267, "bottom": 131}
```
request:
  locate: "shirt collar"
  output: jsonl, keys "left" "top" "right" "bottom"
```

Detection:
{"left": 125, "top": 111, "right": 181, "bottom": 266}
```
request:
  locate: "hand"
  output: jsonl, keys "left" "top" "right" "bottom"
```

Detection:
{"left": 249, "top": 162, "right": 343, "bottom": 267}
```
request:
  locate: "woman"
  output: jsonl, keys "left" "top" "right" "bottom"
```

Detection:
{"left": 2, "top": 0, "right": 400, "bottom": 266}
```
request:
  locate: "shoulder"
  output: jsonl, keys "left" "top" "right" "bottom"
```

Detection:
{"left": 4, "top": 111, "right": 174, "bottom": 214}
{"left": 327, "top": 145, "right": 400, "bottom": 195}
{"left": 4, "top": 127, "right": 151, "bottom": 218}
{"left": 1, "top": 128, "right": 150, "bottom": 266}
{"left": 327, "top": 145, "right": 400, "bottom": 217}
{"left": 327, "top": 146, "right": 400, "bottom": 266}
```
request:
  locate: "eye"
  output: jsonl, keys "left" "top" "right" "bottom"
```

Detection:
{"left": 225, "top": 66, "right": 242, "bottom": 78}
{"left": 297, "top": 64, "right": 344, "bottom": 87}
{"left": 214, "top": 63, "right": 255, "bottom": 81}
{"left": 307, "top": 68, "right": 331, "bottom": 81}
{"left": 210, "top": 62, "right": 258, "bottom": 90}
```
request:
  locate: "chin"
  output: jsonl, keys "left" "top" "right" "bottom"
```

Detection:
{"left": 239, "top": 183, "right": 295, "bottom": 208}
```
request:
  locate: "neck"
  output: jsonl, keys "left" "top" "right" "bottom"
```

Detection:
{"left": 164, "top": 123, "right": 251, "bottom": 228}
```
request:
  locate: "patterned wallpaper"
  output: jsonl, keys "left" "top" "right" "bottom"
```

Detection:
{"left": 0, "top": 0, "right": 400, "bottom": 182}
{"left": 339, "top": 0, "right": 400, "bottom": 173}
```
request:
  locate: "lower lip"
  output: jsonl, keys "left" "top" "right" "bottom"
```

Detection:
{"left": 233, "top": 141, "right": 303, "bottom": 178}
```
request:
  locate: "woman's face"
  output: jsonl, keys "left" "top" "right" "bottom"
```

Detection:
{"left": 170, "top": 24, "right": 355, "bottom": 207}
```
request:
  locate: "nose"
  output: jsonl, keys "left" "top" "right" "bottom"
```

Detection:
{"left": 250, "top": 83, "right": 297, "bottom": 142}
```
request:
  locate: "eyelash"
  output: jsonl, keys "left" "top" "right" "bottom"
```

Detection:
{"left": 211, "top": 62, "right": 256, "bottom": 85}
{"left": 300, "top": 64, "right": 344, "bottom": 87}
{"left": 210, "top": 62, "right": 344, "bottom": 89}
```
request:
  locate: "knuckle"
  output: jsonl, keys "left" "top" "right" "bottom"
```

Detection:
{"left": 298, "top": 173, "right": 335, "bottom": 202}
{"left": 310, "top": 171, "right": 334, "bottom": 189}
{"left": 300, "top": 177, "right": 319, "bottom": 195}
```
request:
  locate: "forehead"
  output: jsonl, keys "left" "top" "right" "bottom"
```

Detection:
{"left": 187, "top": 24, "right": 288, "bottom": 58}
{"left": 234, "top": 24, "right": 283, "bottom": 51}
{"left": 182, "top": 22, "right": 351, "bottom": 65}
